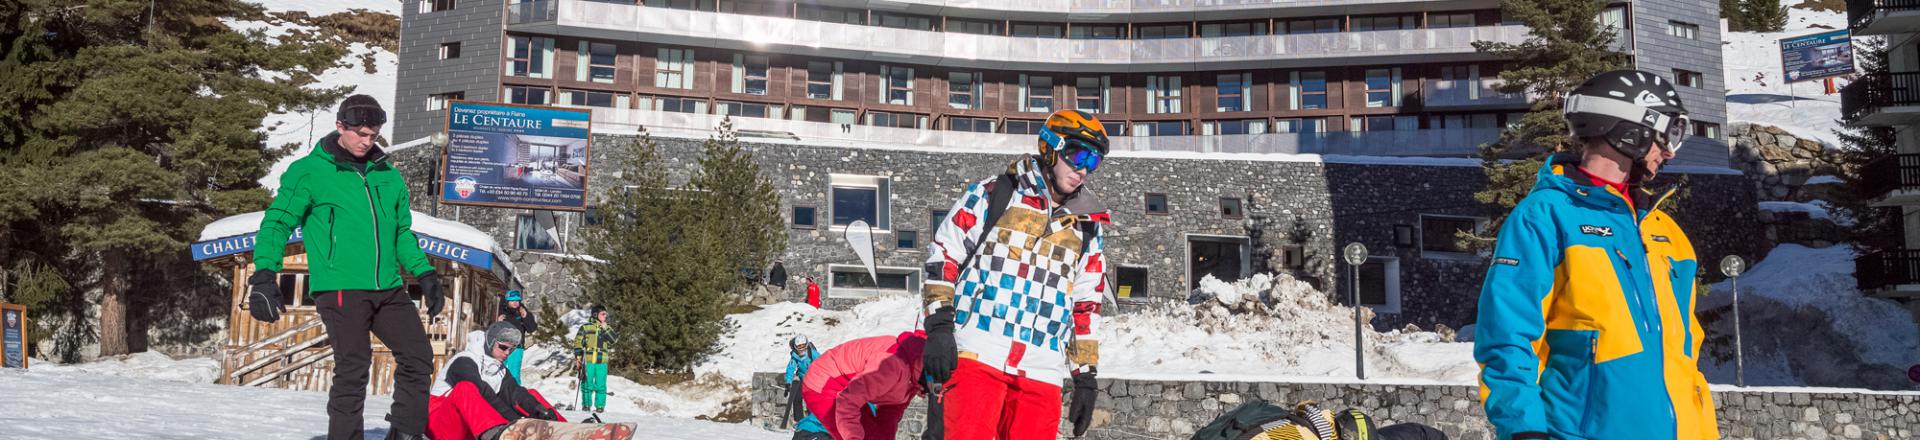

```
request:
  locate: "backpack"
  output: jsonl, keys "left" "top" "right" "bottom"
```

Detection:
{"left": 1191, "top": 400, "right": 1308, "bottom": 440}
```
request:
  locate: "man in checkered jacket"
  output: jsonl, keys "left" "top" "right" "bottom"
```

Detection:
{"left": 921, "top": 110, "right": 1113, "bottom": 440}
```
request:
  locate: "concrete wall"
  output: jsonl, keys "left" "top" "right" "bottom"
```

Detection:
{"left": 748, "top": 372, "right": 1920, "bottom": 440}
{"left": 1634, "top": 0, "right": 1732, "bottom": 168}
{"left": 395, "top": 0, "right": 505, "bottom": 143}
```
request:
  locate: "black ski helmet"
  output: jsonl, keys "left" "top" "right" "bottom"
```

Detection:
{"left": 1564, "top": 69, "right": 1692, "bottom": 160}
{"left": 590, "top": 304, "right": 607, "bottom": 319}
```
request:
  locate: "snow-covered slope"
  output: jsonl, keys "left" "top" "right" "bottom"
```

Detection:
{"left": 1699, "top": 244, "right": 1920, "bottom": 390}
{"left": 237, "top": 1, "right": 405, "bottom": 192}
{"left": 1723, "top": 0, "right": 1850, "bottom": 147}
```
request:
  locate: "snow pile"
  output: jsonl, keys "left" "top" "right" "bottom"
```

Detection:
{"left": 1723, "top": 0, "right": 1849, "bottom": 148}
{"left": 698, "top": 296, "right": 923, "bottom": 384}
{"left": 1699, "top": 244, "right": 1920, "bottom": 390}
{"left": 1758, "top": 200, "right": 1851, "bottom": 226}
{"left": 30, "top": 351, "right": 223, "bottom": 384}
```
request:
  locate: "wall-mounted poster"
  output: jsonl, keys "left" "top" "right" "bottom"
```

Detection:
{"left": 439, "top": 101, "right": 593, "bottom": 211}
{"left": 3, "top": 304, "right": 26, "bottom": 369}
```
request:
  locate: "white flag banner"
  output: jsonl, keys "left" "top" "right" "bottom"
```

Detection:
{"left": 845, "top": 220, "right": 877, "bottom": 283}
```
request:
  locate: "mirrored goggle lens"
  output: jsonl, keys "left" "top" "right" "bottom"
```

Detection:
{"left": 1063, "top": 144, "right": 1104, "bottom": 172}
{"left": 1661, "top": 115, "right": 1690, "bottom": 154}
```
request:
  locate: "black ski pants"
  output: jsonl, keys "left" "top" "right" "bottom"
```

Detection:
{"left": 316, "top": 288, "right": 434, "bottom": 439}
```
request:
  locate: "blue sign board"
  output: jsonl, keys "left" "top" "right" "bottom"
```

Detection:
{"left": 190, "top": 231, "right": 493, "bottom": 271}
{"left": 440, "top": 102, "right": 594, "bottom": 211}
{"left": 3, "top": 307, "right": 23, "bottom": 369}
{"left": 1780, "top": 30, "right": 1854, "bottom": 83}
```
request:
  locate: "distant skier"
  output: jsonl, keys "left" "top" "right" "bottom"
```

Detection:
{"left": 496, "top": 290, "right": 536, "bottom": 380}
{"left": 784, "top": 335, "right": 829, "bottom": 440}
{"left": 1474, "top": 70, "right": 1718, "bottom": 440}
{"left": 247, "top": 94, "right": 442, "bottom": 440}
{"left": 805, "top": 276, "right": 821, "bottom": 309}
{"left": 800, "top": 332, "right": 928, "bottom": 440}
{"left": 573, "top": 305, "right": 616, "bottom": 413}
{"left": 427, "top": 322, "right": 563, "bottom": 440}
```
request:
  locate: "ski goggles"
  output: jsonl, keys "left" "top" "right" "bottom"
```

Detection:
{"left": 1040, "top": 129, "right": 1106, "bottom": 172}
{"left": 1566, "top": 94, "right": 1690, "bottom": 154}
{"left": 338, "top": 104, "right": 388, "bottom": 128}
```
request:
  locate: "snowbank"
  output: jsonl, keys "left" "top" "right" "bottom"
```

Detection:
{"left": 29, "top": 351, "right": 222, "bottom": 384}
{"left": 1758, "top": 200, "right": 1849, "bottom": 225}
{"left": 247, "top": 0, "right": 400, "bottom": 16}
{"left": 1700, "top": 244, "right": 1920, "bottom": 390}
{"left": 1723, "top": 0, "right": 1850, "bottom": 148}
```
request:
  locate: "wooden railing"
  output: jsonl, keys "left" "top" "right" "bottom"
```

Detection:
{"left": 225, "top": 318, "right": 329, "bottom": 386}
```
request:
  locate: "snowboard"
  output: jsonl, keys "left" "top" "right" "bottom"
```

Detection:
{"left": 497, "top": 418, "right": 637, "bottom": 440}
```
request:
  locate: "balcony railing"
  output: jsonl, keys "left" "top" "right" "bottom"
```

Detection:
{"left": 508, "top": 0, "right": 557, "bottom": 25}
{"left": 1841, "top": 72, "right": 1920, "bottom": 123}
{"left": 1849, "top": 0, "right": 1920, "bottom": 32}
{"left": 1860, "top": 153, "right": 1920, "bottom": 199}
{"left": 523, "top": 0, "right": 1529, "bottom": 68}
{"left": 1856, "top": 248, "right": 1920, "bottom": 291}
{"left": 1422, "top": 78, "right": 1526, "bottom": 108}
{"left": 555, "top": 105, "right": 1500, "bottom": 157}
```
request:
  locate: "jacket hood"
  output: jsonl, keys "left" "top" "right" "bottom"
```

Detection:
{"left": 461, "top": 330, "right": 492, "bottom": 360}
{"left": 1010, "top": 155, "right": 1111, "bottom": 222}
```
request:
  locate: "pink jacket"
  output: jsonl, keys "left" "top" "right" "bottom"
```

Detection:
{"left": 800, "top": 332, "right": 927, "bottom": 436}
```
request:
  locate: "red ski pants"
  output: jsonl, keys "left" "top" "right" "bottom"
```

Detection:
{"left": 426, "top": 382, "right": 564, "bottom": 440}
{"left": 941, "top": 359, "right": 1063, "bottom": 440}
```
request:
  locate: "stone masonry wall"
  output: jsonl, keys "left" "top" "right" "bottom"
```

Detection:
{"left": 749, "top": 372, "right": 1920, "bottom": 440}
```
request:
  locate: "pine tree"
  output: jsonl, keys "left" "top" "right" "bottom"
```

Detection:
{"left": 1744, "top": 0, "right": 1789, "bottom": 33}
{"left": 688, "top": 118, "right": 788, "bottom": 291}
{"left": 1828, "top": 38, "right": 1900, "bottom": 251}
{"left": 1721, "top": 0, "right": 1754, "bottom": 32}
{"left": 0, "top": 0, "right": 343, "bottom": 357}
{"left": 1461, "top": 0, "right": 1631, "bottom": 250}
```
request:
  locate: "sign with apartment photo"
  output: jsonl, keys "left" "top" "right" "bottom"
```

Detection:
{"left": 1780, "top": 30, "right": 1854, "bottom": 83}
{"left": 439, "top": 101, "right": 594, "bottom": 211}
{"left": 3, "top": 303, "right": 26, "bottom": 369}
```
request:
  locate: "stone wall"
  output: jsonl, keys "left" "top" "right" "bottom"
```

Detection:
{"left": 1728, "top": 122, "right": 1845, "bottom": 201}
{"left": 749, "top": 372, "right": 1920, "bottom": 440}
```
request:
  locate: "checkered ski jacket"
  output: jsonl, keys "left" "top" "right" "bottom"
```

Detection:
{"left": 922, "top": 156, "right": 1111, "bottom": 385}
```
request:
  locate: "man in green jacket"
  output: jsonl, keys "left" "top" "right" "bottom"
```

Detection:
{"left": 573, "top": 304, "right": 616, "bottom": 413}
{"left": 248, "top": 94, "right": 445, "bottom": 440}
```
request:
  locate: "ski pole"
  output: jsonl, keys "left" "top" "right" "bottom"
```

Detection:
{"left": 922, "top": 376, "right": 944, "bottom": 440}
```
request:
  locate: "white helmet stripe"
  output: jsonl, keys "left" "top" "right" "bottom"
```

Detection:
{"left": 1566, "top": 94, "right": 1672, "bottom": 132}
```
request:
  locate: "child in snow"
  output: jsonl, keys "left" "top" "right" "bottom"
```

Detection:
{"left": 427, "top": 322, "right": 563, "bottom": 440}
{"left": 800, "top": 331, "right": 928, "bottom": 440}
{"left": 573, "top": 305, "right": 617, "bottom": 413}
{"left": 783, "top": 335, "right": 828, "bottom": 440}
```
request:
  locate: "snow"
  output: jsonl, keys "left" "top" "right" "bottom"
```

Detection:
{"left": 1722, "top": 0, "right": 1851, "bottom": 148}
{"left": 248, "top": 0, "right": 401, "bottom": 16}
{"left": 235, "top": 0, "right": 406, "bottom": 192}
{"left": 0, "top": 365, "right": 785, "bottom": 440}
{"left": 1700, "top": 244, "right": 1920, "bottom": 390}
{"left": 1758, "top": 200, "right": 1849, "bottom": 225}
{"left": 1805, "top": 175, "right": 1844, "bottom": 185}
{"left": 29, "top": 351, "right": 222, "bottom": 384}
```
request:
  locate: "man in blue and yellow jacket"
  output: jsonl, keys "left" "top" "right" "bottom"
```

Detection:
{"left": 1474, "top": 70, "right": 1718, "bottom": 440}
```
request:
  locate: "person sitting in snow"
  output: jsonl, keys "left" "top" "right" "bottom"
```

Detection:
{"left": 783, "top": 335, "right": 828, "bottom": 440}
{"left": 428, "top": 322, "right": 563, "bottom": 440}
{"left": 800, "top": 331, "right": 927, "bottom": 440}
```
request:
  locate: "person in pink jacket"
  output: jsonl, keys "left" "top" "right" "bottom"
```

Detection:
{"left": 799, "top": 331, "right": 928, "bottom": 440}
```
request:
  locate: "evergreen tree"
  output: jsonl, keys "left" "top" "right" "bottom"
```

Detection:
{"left": 0, "top": 0, "right": 343, "bottom": 357}
{"left": 1721, "top": 0, "right": 1753, "bottom": 32}
{"left": 1745, "top": 0, "right": 1789, "bottom": 32}
{"left": 1461, "top": 0, "right": 1631, "bottom": 250}
{"left": 688, "top": 118, "right": 787, "bottom": 291}
{"left": 1828, "top": 38, "right": 1900, "bottom": 251}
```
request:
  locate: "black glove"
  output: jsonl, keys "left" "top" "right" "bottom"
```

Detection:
{"left": 1512, "top": 432, "right": 1550, "bottom": 440}
{"left": 418, "top": 270, "right": 445, "bottom": 318}
{"left": 922, "top": 307, "right": 958, "bottom": 383}
{"left": 526, "top": 403, "right": 558, "bottom": 421}
{"left": 1068, "top": 371, "right": 1098, "bottom": 437}
{"left": 247, "top": 269, "right": 284, "bottom": 322}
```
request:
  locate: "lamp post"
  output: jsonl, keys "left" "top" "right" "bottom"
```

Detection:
{"left": 1343, "top": 242, "right": 1369, "bottom": 380}
{"left": 1719, "top": 255, "right": 1747, "bottom": 387}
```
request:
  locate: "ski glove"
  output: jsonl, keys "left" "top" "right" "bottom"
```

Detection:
{"left": 247, "top": 269, "right": 284, "bottom": 323}
{"left": 1512, "top": 432, "right": 1550, "bottom": 440}
{"left": 1068, "top": 371, "right": 1098, "bottom": 437}
{"left": 922, "top": 307, "right": 958, "bottom": 383}
{"left": 419, "top": 270, "right": 445, "bottom": 318}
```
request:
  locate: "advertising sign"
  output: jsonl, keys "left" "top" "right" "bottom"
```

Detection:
{"left": 191, "top": 230, "right": 495, "bottom": 271}
{"left": 440, "top": 102, "right": 593, "bottom": 211}
{"left": 1781, "top": 30, "right": 1854, "bottom": 83}
{"left": 3, "top": 304, "right": 26, "bottom": 369}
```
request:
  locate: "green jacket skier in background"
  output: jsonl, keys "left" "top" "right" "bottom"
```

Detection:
{"left": 574, "top": 305, "right": 617, "bottom": 413}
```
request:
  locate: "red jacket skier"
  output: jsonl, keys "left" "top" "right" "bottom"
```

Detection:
{"left": 799, "top": 332, "right": 928, "bottom": 440}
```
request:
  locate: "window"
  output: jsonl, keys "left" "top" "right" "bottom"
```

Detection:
{"left": 645, "top": 0, "right": 716, "bottom": 11}
{"left": 1200, "top": 22, "right": 1267, "bottom": 37}
{"left": 517, "top": 212, "right": 559, "bottom": 251}
{"left": 1291, "top": 71, "right": 1327, "bottom": 110}
{"left": 1668, "top": 21, "right": 1699, "bottom": 40}
{"left": 645, "top": 95, "right": 706, "bottom": 113}
{"left": 897, "top": 231, "right": 919, "bottom": 250}
{"left": 1276, "top": 117, "right": 1335, "bottom": 133}
{"left": 1113, "top": 265, "right": 1149, "bottom": 300}
{"left": 1207, "top": 119, "right": 1267, "bottom": 135}
{"left": 1420, "top": 215, "right": 1481, "bottom": 255}
{"left": 1365, "top": 68, "right": 1402, "bottom": 108}
{"left": 508, "top": 36, "right": 554, "bottom": 78}
{"left": 1432, "top": 113, "right": 1499, "bottom": 129}
{"left": 798, "top": 6, "right": 866, "bottom": 25}
{"left": 1283, "top": 18, "right": 1340, "bottom": 34}
{"left": 1021, "top": 75, "right": 1054, "bottom": 112}
{"left": 1132, "top": 121, "right": 1185, "bottom": 136}
{"left": 1148, "top": 75, "right": 1182, "bottom": 114}
{"left": 1004, "top": 119, "right": 1044, "bottom": 134}
{"left": 574, "top": 41, "right": 616, "bottom": 83}
{"left": 879, "top": 65, "right": 913, "bottom": 105}
{"left": 929, "top": 210, "right": 949, "bottom": 235}
{"left": 950, "top": 18, "right": 1004, "bottom": 36}
{"left": 505, "top": 86, "right": 549, "bottom": 105}
{"left": 867, "top": 111, "right": 926, "bottom": 129}
{"left": 875, "top": 12, "right": 936, "bottom": 31}
{"left": 730, "top": 54, "right": 770, "bottom": 95}
{"left": 1012, "top": 22, "right": 1064, "bottom": 38}
{"left": 1428, "top": 13, "right": 1475, "bottom": 28}
{"left": 655, "top": 48, "right": 695, "bottom": 89}
{"left": 1356, "top": 257, "right": 1401, "bottom": 313}
{"left": 1135, "top": 24, "right": 1189, "bottom": 39}
{"left": 424, "top": 0, "right": 455, "bottom": 13}
{"left": 1219, "top": 197, "right": 1243, "bottom": 219}
{"left": 807, "top": 62, "right": 843, "bottom": 100}
{"left": 1070, "top": 24, "right": 1125, "bottom": 40}
{"left": 1675, "top": 69, "right": 1704, "bottom": 88}
{"left": 1144, "top": 193, "right": 1170, "bottom": 214}
{"left": 427, "top": 92, "right": 464, "bottom": 111}
{"left": 1599, "top": 5, "right": 1629, "bottom": 33}
{"left": 1076, "top": 76, "right": 1108, "bottom": 113}
{"left": 1216, "top": 73, "right": 1251, "bottom": 112}
{"left": 828, "top": 265, "right": 919, "bottom": 298}
{"left": 792, "top": 206, "right": 816, "bottom": 229}
{"left": 1694, "top": 121, "right": 1722, "bottom": 140}
{"left": 948, "top": 117, "right": 995, "bottom": 133}
{"left": 438, "top": 42, "right": 461, "bottom": 60}
{"left": 830, "top": 174, "right": 890, "bottom": 229}
{"left": 720, "top": 0, "right": 786, "bottom": 17}
{"left": 949, "top": 72, "right": 982, "bottom": 110}
{"left": 717, "top": 101, "right": 782, "bottom": 119}
{"left": 1351, "top": 15, "right": 1414, "bottom": 31}
{"left": 1356, "top": 115, "right": 1417, "bottom": 131}
{"left": 562, "top": 89, "right": 618, "bottom": 108}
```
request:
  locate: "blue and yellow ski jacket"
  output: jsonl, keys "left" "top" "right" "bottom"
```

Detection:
{"left": 1473, "top": 157, "right": 1718, "bottom": 440}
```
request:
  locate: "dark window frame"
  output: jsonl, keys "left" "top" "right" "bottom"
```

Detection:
{"left": 792, "top": 205, "right": 818, "bottom": 229}
{"left": 1144, "top": 193, "right": 1170, "bottom": 215}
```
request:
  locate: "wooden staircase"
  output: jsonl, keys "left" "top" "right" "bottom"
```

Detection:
{"left": 225, "top": 318, "right": 330, "bottom": 388}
